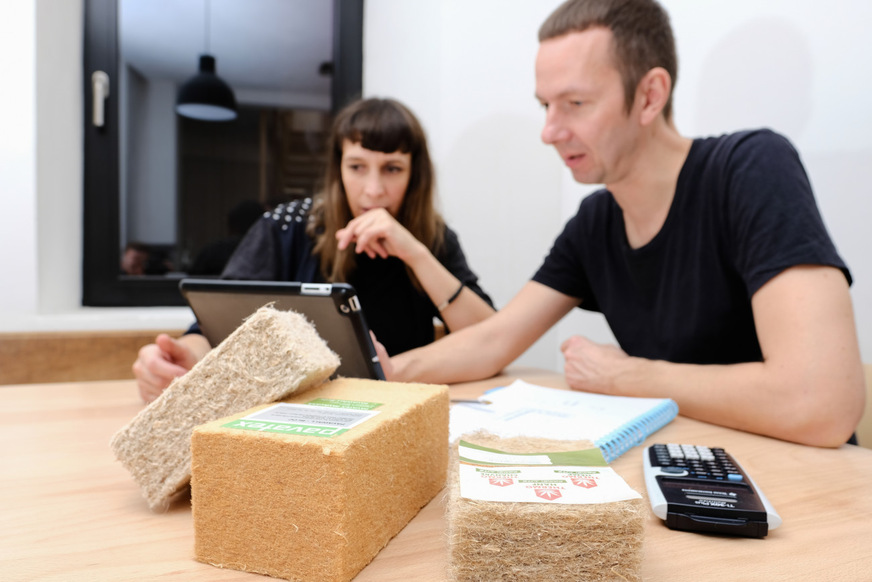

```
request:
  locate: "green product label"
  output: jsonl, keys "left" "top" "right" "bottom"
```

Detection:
{"left": 222, "top": 402, "right": 381, "bottom": 438}
{"left": 222, "top": 419, "right": 347, "bottom": 437}
{"left": 305, "top": 398, "right": 383, "bottom": 410}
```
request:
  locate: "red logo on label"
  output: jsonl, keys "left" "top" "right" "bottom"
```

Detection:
{"left": 570, "top": 477, "right": 598, "bottom": 489}
{"left": 488, "top": 477, "right": 514, "bottom": 487}
{"left": 534, "top": 488, "right": 563, "bottom": 500}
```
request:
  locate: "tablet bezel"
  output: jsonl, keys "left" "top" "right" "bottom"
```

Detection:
{"left": 179, "top": 278, "right": 385, "bottom": 380}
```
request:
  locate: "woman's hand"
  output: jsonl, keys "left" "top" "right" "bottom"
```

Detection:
{"left": 337, "top": 208, "right": 495, "bottom": 334}
{"left": 335, "top": 208, "right": 426, "bottom": 264}
{"left": 132, "top": 334, "right": 211, "bottom": 404}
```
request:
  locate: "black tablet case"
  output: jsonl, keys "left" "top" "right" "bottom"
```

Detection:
{"left": 179, "top": 279, "right": 385, "bottom": 380}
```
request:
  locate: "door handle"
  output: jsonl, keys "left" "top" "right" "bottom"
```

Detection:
{"left": 92, "top": 70, "right": 110, "bottom": 128}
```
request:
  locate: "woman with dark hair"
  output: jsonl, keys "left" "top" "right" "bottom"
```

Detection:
{"left": 133, "top": 98, "right": 494, "bottom": 402}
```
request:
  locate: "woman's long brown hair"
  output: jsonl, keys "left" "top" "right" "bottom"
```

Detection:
{"left": 308, "top": 98, "right": 445, "bottom": 283}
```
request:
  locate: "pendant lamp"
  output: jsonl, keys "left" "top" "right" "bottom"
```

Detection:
{"left": 176, "top": 0, "right": 237, "bottom": 121}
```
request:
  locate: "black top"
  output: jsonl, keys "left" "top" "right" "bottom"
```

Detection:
{"left": 213, "top": 198, "right": 493, "bottom": 356}
{"left": 533, "top": 129, "right": 850, "bottom": 365}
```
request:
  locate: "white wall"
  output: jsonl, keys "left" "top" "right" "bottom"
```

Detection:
{"left": 0, "top": 1, "right": 37, "bottom": 314}
{"left": 363, "top": 0, "right": 573, "bottom": 370}
{"left": 0, "top": 0, "right": 192, "bottom": 331}
{"left": 363, "top": 0, "right": 872, "bottom": 371}
{"left": 1, "top": 1, "right": 870, "bottom": 367}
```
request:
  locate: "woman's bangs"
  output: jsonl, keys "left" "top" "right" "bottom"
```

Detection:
{"left": 341, "top": 107, "right": 415, "bottom": 154}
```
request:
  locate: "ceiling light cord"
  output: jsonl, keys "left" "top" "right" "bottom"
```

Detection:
{"left": 204, "top": 0, "right": 211, "bottom": 54}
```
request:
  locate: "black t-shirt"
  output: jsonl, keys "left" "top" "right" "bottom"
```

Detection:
{"left": 216, "top": 198, "right": 493, "bottom": 356}
{"left": 533, "top": 129, "right": 850, "bottom": 365}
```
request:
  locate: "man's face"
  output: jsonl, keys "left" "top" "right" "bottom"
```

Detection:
{"left": 535, "top": 28, "right": 640, "bottom": 186}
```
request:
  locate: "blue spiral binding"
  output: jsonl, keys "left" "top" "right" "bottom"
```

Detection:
{"left": 594, "top": 399, "right": 679, "bottom": 463}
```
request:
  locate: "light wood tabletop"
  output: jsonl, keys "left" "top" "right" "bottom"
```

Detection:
{"left": 2, "top": 370, "right": 871, "bottom": 581}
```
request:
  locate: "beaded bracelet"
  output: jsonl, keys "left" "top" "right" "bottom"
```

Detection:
{"left": 437, "top": 282, "right": 465, "bottom": 312}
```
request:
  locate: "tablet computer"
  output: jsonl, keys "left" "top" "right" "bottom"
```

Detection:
{"left": 178, "top": 278, "right": 385, "bottom": 380}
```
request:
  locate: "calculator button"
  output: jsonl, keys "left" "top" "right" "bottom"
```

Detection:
{"left": 654, "top": 445, "right": 749, "bottom": 484}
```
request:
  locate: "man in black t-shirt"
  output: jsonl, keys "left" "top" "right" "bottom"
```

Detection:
{"left": 386, "top": 0, "right": 865, "bottom": 447}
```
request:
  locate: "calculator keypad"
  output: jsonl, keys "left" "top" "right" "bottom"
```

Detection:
{"left": 650, "top": 443, "right": 744, "bottom": 482}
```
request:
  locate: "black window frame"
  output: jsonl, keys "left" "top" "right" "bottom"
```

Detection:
{"left": 82, "top": 0, "right": 363, "bottom": 306}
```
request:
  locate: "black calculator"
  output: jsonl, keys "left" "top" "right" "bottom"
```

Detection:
{"left": 643, "top": 444, "right": 781, "bottom": 538}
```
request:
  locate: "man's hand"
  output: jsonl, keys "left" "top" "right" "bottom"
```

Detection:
{"left": 560, "top": 335, "right": 631, "bottom": 394}
{"left": 132, "top": 334, "right": 203, "bottom": 404}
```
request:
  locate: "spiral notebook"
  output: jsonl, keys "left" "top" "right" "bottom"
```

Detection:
{"left": 450, "top": 380, "right": 679, "bottom": 463}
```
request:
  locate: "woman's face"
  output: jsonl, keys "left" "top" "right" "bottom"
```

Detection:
{"left": 340, "top": 139, "right": 412, "bottom": 218}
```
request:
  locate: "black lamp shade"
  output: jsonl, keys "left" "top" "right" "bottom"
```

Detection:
{"left": 176, "top": 55, "right": 237, "bottom": 121}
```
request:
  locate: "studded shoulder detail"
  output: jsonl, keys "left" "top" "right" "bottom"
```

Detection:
{"left": 268, "top": 197, "right": 313, "bottom": 231}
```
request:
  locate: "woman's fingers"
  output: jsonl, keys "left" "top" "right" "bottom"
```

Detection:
{"left": 337, "top": 209, "right": 409, "bottom": 259}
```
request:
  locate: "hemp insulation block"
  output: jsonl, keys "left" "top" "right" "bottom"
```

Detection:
{"left": 111, "top": 305, "right": 340, "bottom": 511}
{"left": 191, "top": 377, "right": 449, "bottom": 582}
{"left": 447, "top": 432, "right": 645, "bottom": 582}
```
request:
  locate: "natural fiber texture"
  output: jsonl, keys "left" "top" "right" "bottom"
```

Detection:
{"left": 191, "top": 378, "right": 449, "bottom": 582}
{"left": 110, "top": 305, "right": 340, "bottom": 511}
{"left": 447, "top": 432, "right": 644, "bottom": 582}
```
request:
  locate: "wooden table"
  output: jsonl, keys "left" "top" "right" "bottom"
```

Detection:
{"left": 2, "top": 370, "right": 871, "bottom": 581}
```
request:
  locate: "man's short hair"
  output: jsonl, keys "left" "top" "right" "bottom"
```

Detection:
{"left": 539, "top": 0, "right": 677, "bottom": 120}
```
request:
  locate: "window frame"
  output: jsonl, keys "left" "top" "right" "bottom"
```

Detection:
{"left": 81, "top": 0, "right": 363, "bottom": 306}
